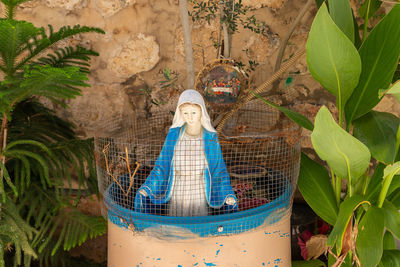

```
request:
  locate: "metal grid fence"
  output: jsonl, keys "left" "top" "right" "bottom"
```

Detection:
{"left": 96, "top": 101, "right": 301, "bottom": 237}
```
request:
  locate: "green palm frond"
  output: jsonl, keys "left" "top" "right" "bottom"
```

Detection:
{"left": 3, "top": 65, "right": 89, "bottom": 112}
{"left": 0, "top": 196, "right": 37, "bottom": 267}
{"left": 0, "top": 1, "right": 105, "bottom": 265}
{"left": 6, "top": 100, "right": 97, "bottom": 198}
{"left": 0, "top": 19, "right": 40, "bottom": 74}
{"left": 19, "top": 186, "right": 106, "bottom": 261}
{"left": 0, "top": 160, "right": 17, "bottom": 201}
{"left": 46, "top": 209, "right": 106, "bottom": 254}
{"left": 14, "top": 25, "right": 104, "bottom": 71}
{"left": 35, "top": 46, "right": 99, "bottom": 73}
{"left": 0, "top": 0, "right": 32, "bottom": 19}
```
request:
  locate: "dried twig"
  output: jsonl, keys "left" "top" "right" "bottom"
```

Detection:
{"left": 102, "top": 143, "right": 126, "bottom": 195}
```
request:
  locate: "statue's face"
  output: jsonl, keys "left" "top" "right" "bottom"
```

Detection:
{"left": 180, "top": 104, "right": 202, "bottom": 127}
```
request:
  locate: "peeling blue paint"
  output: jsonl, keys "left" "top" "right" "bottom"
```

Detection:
{"left": 157, "top": 258, "right": 161, "bottom": 260}
{"left": 178, "top": 265, "right": 182, "bottom": 267}
{"left": 194, "top": 263, "right": 198, "bottom": 266}
{"left": 219, "top": 244, "right": 223, "bottom": 247}
{"left": 193, "top": 255, "right": 196, "bottom": 257}
{"left": 279, "top": 232, "right": 290, "bottom": 238}
{"left": 216, "top": 249, "right": 220, "bottom": 256}
{"left": 204, "top": 262, "right": 216, "bottom": 266}
{"left": 262, "top": 263, "right": 265, "bottom": 266}
{"left": 274, "top": 258, "right": 281, "bottom": 263}
{"left": 243, "top": 250, "right": 247, "bottom": 253}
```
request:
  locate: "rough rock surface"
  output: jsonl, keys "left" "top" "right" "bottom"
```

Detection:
{"left": 44, "top": 0, "right": 87, "bottom": 10}
{"left": 242, "top": 0, "right": 288, "bottom": 9}
{"left": 109, "top": 34, "right": 160, "bottom": 79}
{"left": 61, "top": 83, "right": 131, "bottom": 137}
{"left": 94, "top": 0, "right": 136, "bottom": 17}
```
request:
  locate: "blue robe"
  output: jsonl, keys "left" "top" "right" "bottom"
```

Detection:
{"left": 134, "top": 126, "right": 237, "bottom": 214}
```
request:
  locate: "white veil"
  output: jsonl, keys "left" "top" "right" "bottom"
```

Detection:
{"left": 171, "top": 89, "right": 216, "bottom": 133}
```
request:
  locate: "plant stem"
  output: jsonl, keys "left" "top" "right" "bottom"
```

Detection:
{"left": 179, "top": 0, "right": 195, "bottom": 88}
{"left": 331, "top": 168, "right": 336, "bottom": 192}
{"left": 377, "top": 169, "right": 400, "bottom": 208}
{"left": 362, "top": 0, "right": 371, "bottom": 42}
{"left": 335, "top": 177, "right": 342, "bottom": 207}
{"left": 273, "top": 0, "right": 313, "bottom": 72}
{"left": 223, "top": 22, "right": 230, "bottom": 58}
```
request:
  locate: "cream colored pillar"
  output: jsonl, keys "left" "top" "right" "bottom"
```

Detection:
{"left": 108, "top": 213, "right": 291, "bottom": 267}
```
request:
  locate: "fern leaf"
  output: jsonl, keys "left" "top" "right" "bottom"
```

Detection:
{"left": 35, "top": 46, "right": 99, "bottom": 73}
{"left": 0, "top": 197, "right": 37, "bottom": 265}
{"left": 14, "top": 25, "right": 104, "bottom": 71}
{"left": 4, "top": 139, "right": 53, "bottom": 157}
{"left": 59, "top": 209, "right": 106, "bottom": 252}
{"left": 4, "top": 149, "right": 50, "bottom": 186}
{"left": 0, "top": 161, "right": 17, "bottom": 199}
{"left": 0, "top": 19, "right": 40, "bottom": 74}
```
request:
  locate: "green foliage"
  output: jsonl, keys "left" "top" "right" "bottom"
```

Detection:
{"left": 0, "top": 0, "right": 106, "bottom": 265}
{"left": 353, "top": 111, "right": 400, "bottom": 164}
{"left": 311, "top": 106, "right": 370, "bottom": 182}
{"left": 306, "top": 4, "right": 361, "bottom": 124}
{"left": 356, "top": 206, "right": 385, "bottom": 267}
{"left": 292, "top": 259, "right": 326, "bottom": 267}
{"left": 0, "top": 196, "right": 37, "bottom": 266}
{"left": 328, "top": 0, "right": 354, "bottom": 43}
{"left": 326, "top": 195, "right": 369, "bottom": 254}
{"left": 251, "top": 90, "right": 314, "bottom": 131}
{"left": 345, "top": 5, "right": 400, "bottom": 124}
{"left": 261, "top": 1, "right": 400, "bottom": 265}
{"left": 380, "top": 250, "right": 400, "bottom": 266}
{"left": 298, "top": 153, "right": 338, "bottom": 225}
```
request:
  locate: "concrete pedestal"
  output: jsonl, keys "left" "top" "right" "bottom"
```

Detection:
{"left": 108, "top": 213, "right": 291, "bottom": 267}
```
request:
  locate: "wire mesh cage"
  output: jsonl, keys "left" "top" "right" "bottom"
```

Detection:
{"left": 95, "top": 99, "right": 301, "bottom": 238}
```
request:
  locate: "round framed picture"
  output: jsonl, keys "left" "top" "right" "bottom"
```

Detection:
{"left": 195, "top": 59, "right": 248, "bottom": 108}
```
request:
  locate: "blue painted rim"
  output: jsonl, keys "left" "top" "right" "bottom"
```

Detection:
{"left": 105, "top": 177, "right": 292, "bottom": 238}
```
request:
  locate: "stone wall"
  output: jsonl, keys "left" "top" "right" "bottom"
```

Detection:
{"left": 0, "top": 0, "right": 315, "bottom": 138}
{"left": 5, "top": 0, "right": 399, "bottom": 141}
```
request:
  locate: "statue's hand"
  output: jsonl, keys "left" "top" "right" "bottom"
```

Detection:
{"left": 139, "top": 189, "right": 148, "bottom": 197}
{"left": 225, "top": 197, "right": 236, "bottom": 205}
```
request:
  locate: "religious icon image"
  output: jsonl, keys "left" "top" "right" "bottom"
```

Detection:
{"left": 196, "top": 61, "right": 247, "bottom": 107}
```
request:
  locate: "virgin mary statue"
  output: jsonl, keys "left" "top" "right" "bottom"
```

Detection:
{"left": 134, "top": 89, "right": 237, "bottom": 216}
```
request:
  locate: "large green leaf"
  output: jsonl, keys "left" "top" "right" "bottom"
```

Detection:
{"left": 356, "top": 206, "right": 384, "bottom": 267}
{"left": 345, "top": 5, "right": 400, "bottom": 124}
{"left": 378, "top": 162, "right": 400, "bottom": 207}
{"left": 251, "top": 90, "right": 314, "bottom": 131}
{"left": 353, "top": 111, "right": 400, "bottom": 164}
{"left": 383, "top": 231, "right": 397, "bottom": 250}
{"left": 389, "top": 188, "right": 400, "bottom": 208}
{"left": 298, "top": 153, "right": 338, "bottom": 225}
{"left": 311, "top": 106, "right": 371, "bottom": 181}
{"left": 365, "top": 162, "right": 385, "bottom": 202}
{"left": 327, "top": 194, "right": 369, "bottom": 254}
{"left": 380, "top": 80, "right": 400, "bottom": 103}
{"left": 306, "top": 3, "right": 361, "bottom": 116}
{"left": 328, "top": 0, "right": 354, "bottom": 43}
{"left": 382, "top": 200, "right": 400, "bottom": 240}
{"left": 380, "top": 250, "right": 400, "bottom": 267}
